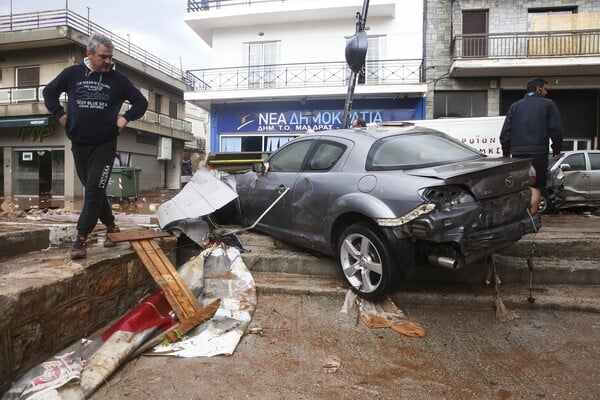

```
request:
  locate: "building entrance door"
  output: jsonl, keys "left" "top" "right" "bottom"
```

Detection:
{"left": 13, "top": 148, "right": 64, "bottom": 209}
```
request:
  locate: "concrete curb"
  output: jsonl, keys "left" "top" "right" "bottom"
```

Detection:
{"left": 252, "top": 272, "right": 600, "bottom": 313}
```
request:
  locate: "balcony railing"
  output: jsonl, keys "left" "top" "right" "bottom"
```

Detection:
{"left": 454, "top": 29, "right": 600, "bottom": 59}
{"left": 0, "top": 9, "right": 189, "bottom": 86}
{"left": 188, "top": 0, "right": 288, "bottom": 12}
{"left": 0, "top": 85, "right": 192, "bottom": 133}
{"left": 186, "top": 59, "right": 423, "bottom": 92}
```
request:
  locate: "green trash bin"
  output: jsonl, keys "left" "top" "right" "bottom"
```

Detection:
{"left": 106, "top": 167, "right": 141, "bottom": 201}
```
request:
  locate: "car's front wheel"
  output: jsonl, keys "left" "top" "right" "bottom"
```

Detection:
{"left": 337, "top": 222, "right": 395, "bottom": 301}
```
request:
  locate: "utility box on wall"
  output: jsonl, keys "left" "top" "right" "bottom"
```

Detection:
{"left": 157, "top": 137, "right": 172, "bottom": 160}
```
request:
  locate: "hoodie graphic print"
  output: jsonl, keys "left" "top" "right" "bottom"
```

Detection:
{"left": 43, "top": 59, "right": 148, "bottom": 144}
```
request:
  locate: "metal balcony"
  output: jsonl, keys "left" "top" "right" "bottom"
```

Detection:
{"left": 454, "top": 29, "right": 600, "bottom": 58}
{"left": 0, "top": 85, "right": 192, "bottom": 134}
{"left": 451, "top": 29, "right": 600, "bottom": 78}
{"left": 186, "top": 59, "right": 423, "bottom": 92}
{"left": 0, "top": 10, "right": 189, "bottom": 86}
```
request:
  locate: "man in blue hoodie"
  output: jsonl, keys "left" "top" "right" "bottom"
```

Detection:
{"left": 500, "top": 77, "right": 563, "bottom": 214}
{"left": 43, "top": 32, "right": 148, "bottom": 259}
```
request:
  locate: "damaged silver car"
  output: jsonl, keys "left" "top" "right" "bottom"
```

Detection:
{"left": 233, "top": 123, "right": 540, "bottom": 301}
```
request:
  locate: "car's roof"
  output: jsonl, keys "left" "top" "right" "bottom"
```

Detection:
{"left": 312, "top": 123, "right": 442, "bottom": 142}
{"left": 562, "top": 150, "right": 600, "bottom": 154}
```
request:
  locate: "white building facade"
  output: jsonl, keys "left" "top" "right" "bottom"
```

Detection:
{"left": 184, "top": 0, "right": 426, "bottom": 153}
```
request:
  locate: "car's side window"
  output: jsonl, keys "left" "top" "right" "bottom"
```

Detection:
{"left": 269, "top": 140, "right": 313, "bottom": 172}
{"left": 307, "top": 142, "right": 345, "bottom": 171}
{"left": 562, "top": 154, "right": 586, "bottom": 171}
{"left": 589, "top": 153, "right": 600, "bottom": 170}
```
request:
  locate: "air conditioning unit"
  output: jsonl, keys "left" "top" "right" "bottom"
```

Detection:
{"left": 157, "top": 137, "right": 172, "bottom": 160}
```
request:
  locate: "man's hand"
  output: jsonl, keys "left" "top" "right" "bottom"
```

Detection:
{"left": 58, "top": 114, "right": 67, "bottom": 128}
{"left": 553, "top": 153, "right": 561, "bottom": 160}
{"left": 116, "top": 115, "right": 128, "bottom": 134}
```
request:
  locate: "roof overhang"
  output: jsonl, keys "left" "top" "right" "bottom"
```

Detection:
{"left": 0, "top": 116, "right": 50, "bottom": 128}
{"left": 184, "top": 84, "right": 427, "bottom": 111}
{"left": 450, "top": 56, "right": 600, "bottom": 78}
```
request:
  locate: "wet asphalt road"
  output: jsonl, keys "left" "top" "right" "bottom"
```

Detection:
{"left": 91, "top": 292, "right": 600, "bottom": 400}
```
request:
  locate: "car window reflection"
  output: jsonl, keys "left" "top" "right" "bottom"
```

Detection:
{"left": 590, "top": 154, "right": 600, "bottom": 170}
{"left": 269, "top": 140, "right": 313, "bottom": 172}
{"left": 307, "top": 142, "right": 345, "bottom": 171}
{"left": 563, "top": 154, "right": 586, "bottom": 171}
{"left": 368, "top": 133, "right": 481, "bottom": 170}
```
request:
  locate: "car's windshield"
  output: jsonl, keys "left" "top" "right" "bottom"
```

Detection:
{"left": 367, "top": 132, "right": 483, "bottom": 170}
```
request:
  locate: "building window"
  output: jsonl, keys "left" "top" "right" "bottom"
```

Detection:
{"left": 434, "top": 91, "right": 487, "bottom": 118}
{"left": 247, "top": 41, "right": 279, "bottom": 89}
{"left": 354, "top": 36, "right": 383, "bottom": 84}
{"left": 221, "top": 134, "right": 298, "bottom": 152}
{"left": 16, "top": 66, "right": 40, "bottom": 87}
{"left": 154, "top": 93, "right": 162, "bottom": 114}
{"left": 169, "top": 100, "right": 178, "bottom": 119}
{"left": 462, "top": 10, "right": 488, "bottom": 57}
{"left": 528, "top": 7, "right": 577, "bottom": 29}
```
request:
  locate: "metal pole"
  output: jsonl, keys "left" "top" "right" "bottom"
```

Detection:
{"left": 87, "top": 7, "right": 90, "bottom": 34}
{"left": 342, "top": 0, "right": 370, "bottom": 128}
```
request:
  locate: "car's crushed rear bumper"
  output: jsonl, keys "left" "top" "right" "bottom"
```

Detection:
{"left": 399, "top": 209, "right": 541, "bottom": 268}
{"left": 459, "top": 211, "right": 541, "bottom": 256}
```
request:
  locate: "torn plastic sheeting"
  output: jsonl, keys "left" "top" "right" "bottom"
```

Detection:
{"left": 157, "top": 168, "right": 238, "bottom": 229}
{"left": 147, "top": 245, "right": 256, "bottom": 358}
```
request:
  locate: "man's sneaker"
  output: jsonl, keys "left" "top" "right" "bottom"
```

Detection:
{"left": 104, "top": 225, "right": 120, "bottom": 248}
{"left": 70, "top": 236, "right": 87, "bottom": 259}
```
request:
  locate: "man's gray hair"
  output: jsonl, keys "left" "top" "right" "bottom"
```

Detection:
{"left": 87, "top": 33, "right": 114, "bottom": 53}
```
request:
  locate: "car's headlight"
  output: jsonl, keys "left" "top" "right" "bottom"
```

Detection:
{"left": 420, "top": 186, "right": 475, "bottom": 209}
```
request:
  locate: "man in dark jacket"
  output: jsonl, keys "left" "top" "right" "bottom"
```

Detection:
{"left": 500, "top": 77, "right": 563, "bottom": 214}
{"left": 43, "top": 32, "right": 148, "bottom": 259}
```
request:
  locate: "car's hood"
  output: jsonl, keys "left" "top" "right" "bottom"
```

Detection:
{"left": 404, "top": 158, "right": 533, "bottom": 199}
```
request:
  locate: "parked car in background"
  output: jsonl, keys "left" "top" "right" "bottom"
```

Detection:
{"left": 539, "top": 150, "right": 600, "bottom": 213}
{"left": 234, "top": 123, "right": 540, "bottom": 300}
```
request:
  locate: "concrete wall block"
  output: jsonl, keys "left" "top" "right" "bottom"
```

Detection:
{"left": 47, "top": 298, "right": 94, "bottom": 347}
{"left": 86, "top": 261, "right": 129, "bottom": 298}
{"left": 0, "top": 294, "right": 17, "bottom": 330}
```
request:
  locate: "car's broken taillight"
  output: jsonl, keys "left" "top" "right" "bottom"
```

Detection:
{"left": 420, "top": 186, "right": 474, "bottom": 210}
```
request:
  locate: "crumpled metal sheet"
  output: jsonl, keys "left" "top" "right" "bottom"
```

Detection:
{"left": 157, "top": 168, "right": 238, "bottom": 230}
{"left": 147, "top": 245, "right": 256, "bottom": 357}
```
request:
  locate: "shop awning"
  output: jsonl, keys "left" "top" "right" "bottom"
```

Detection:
{"left": 0, "top": 116, "right": 50, "bottom": 128}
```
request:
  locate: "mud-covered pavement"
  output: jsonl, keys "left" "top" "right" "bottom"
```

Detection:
{"left": 91, "top": 292, "right": 600, "bottom": 400}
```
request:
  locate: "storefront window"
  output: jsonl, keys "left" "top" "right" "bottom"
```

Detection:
{"left": 13, "top": 149, "right": 64, "bottom": 197}
{"left": 221, "top": 134, "right": 298, "bottom": 152}
{"left": 14, "top": 150, "right": 39, "bottom": 195}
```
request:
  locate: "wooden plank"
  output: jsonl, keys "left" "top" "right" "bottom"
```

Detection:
{"left": 106, "top": 229, "right": 171, "bottom": 243}
{"left": 139, "top": 240, "right": 202, "bottom": 316}
{"left": 128, "top": 236, "right": 221, "bottom": 342}
{"left": 131, "top": 240, "right": 198, "bottom": 320}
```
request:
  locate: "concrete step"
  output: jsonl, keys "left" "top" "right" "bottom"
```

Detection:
{"left": 238, "top": 231, "right": 600, "bottom": 286}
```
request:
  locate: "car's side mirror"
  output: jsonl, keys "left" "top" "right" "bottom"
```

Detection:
{"left": 559, "top": 163, "right": 571, "bottom": 171}
{"left": 252, "top": 161, "right": 269, "bottom": 174}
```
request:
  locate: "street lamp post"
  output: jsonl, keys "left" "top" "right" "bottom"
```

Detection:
{"left": 342, "top": 0, "right": 370, "bottom": 129}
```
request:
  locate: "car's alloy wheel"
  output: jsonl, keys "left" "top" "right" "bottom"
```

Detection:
{"left": 337, "top": 222, "right": 394, "bottom": 301}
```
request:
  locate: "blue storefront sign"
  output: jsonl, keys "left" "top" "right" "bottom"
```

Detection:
{"left": 210, "top": 98, "right": 424, "bottom": 152}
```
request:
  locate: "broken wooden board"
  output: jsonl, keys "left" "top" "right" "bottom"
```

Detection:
{"left": 105, "top": 229, "right": 171, "bottom": 243}
{"left": 117, "top": 230, "right": 220, "bottom": 341}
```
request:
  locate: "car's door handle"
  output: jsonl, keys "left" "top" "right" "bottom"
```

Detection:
{"left": 277, "top": 185, "right": 289, "bottom": 194}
